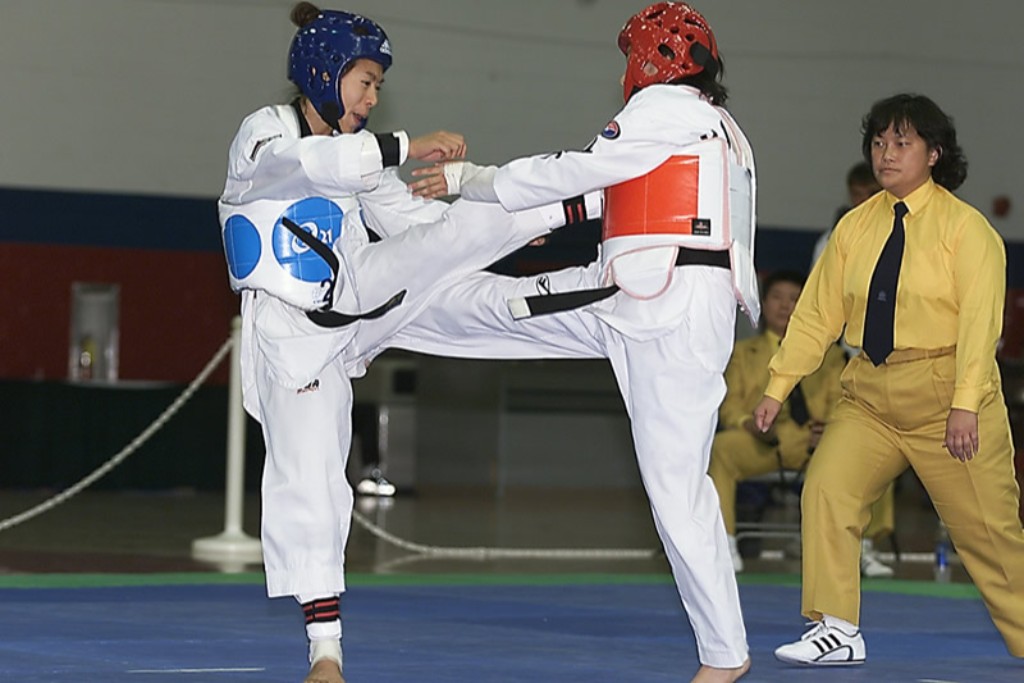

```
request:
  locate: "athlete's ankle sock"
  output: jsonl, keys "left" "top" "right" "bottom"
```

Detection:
{"left": 300, "top": 595, "right": 342, "bottom": 663}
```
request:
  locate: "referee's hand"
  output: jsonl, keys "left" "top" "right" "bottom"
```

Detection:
{"left": 944, "top": 408, "right": 979, "bottom": 462}
{"left": 753, "top": 396, "right": 782, "bottom": 433}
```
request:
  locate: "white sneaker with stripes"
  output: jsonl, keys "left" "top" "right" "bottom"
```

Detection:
{"left": 774, "top": 617, "right": 866, "bottom": 665}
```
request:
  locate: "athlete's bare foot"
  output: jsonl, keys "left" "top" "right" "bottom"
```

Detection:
{"left": 304, "top": 658, "right": 345, "bottom": 683}
{"left": 690, "top": 657, "right": 750, "bottom": 683}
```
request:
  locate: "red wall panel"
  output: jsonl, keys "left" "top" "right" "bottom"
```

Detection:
{"left": 0, "top": 243, "right": 238, "bottom": 383}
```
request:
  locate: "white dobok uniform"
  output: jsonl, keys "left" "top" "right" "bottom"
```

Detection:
{"left": 392, "top": 84, "right": 757, "bottom": 668}
{"left": 218, "top": 103, "right": 575, "bottom": 598}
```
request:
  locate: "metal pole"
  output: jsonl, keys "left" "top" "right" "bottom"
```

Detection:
{"left": 191, "top": 316, "right": 262, "bottom": 569}
{"left": 223, "top": 315, "right": 247, "bottom": 535}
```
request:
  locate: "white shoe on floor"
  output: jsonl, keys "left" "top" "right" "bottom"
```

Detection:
{"left": 860, "top": 539, "right": 894, "bottom": 578}
{"left": 774, "top": 616, "right": 866, "bottom": 666}
{"left": 356, "top": 468, "right": 396, "bottom": 497}
{"left": 728, "top": 534, "right": 744, "bottom": 573}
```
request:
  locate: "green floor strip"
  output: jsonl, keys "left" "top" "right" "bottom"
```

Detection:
{"left": 735, "top": 572, "right": 981, "bottom": 599}
{"left": 0, "top": 570, "right": 983, "bottom": 600}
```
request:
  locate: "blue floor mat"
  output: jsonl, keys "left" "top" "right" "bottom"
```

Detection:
{"left": 0, "top": 580, "right": 1019, "bottom": 682}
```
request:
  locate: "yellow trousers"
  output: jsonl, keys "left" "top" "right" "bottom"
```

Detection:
{"left": 801, "top": 353, "right": 1024, "bottom": 656}
{"left": 709, "top": 426, "right": 894, "bottom": 537}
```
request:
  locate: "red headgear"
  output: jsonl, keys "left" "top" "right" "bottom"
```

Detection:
{"left": 617, "top": 2, "right": 719, "bottom": 102}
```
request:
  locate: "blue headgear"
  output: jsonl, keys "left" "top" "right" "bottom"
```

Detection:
{"left": 287, "top": 10, "right": 392, "bottom": 132}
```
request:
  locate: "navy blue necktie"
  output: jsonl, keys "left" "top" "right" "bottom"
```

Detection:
{"left": 862, "top": 202, "right": 909, "bottom": 366}
{"left": 788, "top": 383, "right": 810, "bottom": 426}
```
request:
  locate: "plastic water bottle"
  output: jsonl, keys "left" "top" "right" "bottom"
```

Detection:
{"left": 934, "top": 521, "right": 951, "bottom": 583}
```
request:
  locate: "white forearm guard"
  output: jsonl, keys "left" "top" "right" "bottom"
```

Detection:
{"left": 450, "top": 162, "right": 500, "bottom": 202}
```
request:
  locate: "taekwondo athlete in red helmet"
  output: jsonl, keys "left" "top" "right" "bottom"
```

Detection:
{"left": 405, "top": 3, "right": 755, "bottom": 680}
{"left": 218, "top": 4, "right": 600, "bottom": 682}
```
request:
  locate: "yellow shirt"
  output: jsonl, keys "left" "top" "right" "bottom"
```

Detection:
{"left": 766, "top": 179, "right": 1005, "bottom": 412}
{"left": 720, "top": 330, "right": 846, "bottom": 431}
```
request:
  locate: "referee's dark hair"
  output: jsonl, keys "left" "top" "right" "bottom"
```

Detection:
{"left": 860, "top": 93, "right": 968, "bottom": 191}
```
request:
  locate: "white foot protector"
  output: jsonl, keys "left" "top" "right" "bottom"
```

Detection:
{"left": 309, "top": 638, "right": 342, "bottom": 666}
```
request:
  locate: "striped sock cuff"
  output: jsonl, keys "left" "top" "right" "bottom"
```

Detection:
{"left": 302, "top": 597, "right": 341, "bottom": 625}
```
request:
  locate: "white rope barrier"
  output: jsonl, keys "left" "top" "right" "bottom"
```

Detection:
{"left": 350, "top": 508, "right": 656, "bottom": 560}
{"left": 0, "top": 325, "right": 656, "bottom": 563}
{"left": 0, "top": 336, "right": 234, "bottom": 534}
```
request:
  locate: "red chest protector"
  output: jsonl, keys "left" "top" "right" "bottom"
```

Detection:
{"left": 603, "top": 155, "right": 705, "bottom": 240}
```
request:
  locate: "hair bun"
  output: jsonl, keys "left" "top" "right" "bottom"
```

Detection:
{"left": 290, "top": 2, "right": 321, "bottom": 28}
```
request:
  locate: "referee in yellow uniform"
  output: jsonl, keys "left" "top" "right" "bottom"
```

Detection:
{"left": 755, "top": 93, "right": 1024, "bottom": 665}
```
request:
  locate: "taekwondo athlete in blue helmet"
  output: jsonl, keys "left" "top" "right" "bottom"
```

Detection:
{"left": 217, "top": 4, "right": 600, "bottom": 682}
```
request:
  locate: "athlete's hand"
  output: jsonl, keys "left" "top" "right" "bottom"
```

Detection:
{"left": 944, "top": 408, "right": 979, "bottom": 462}
{"left": 753, "top": 396, "right": 782, "bottom": 433}
{"left": 408, "top": 163, "right": 451, "bottom": 199}
{"left": 408, "top": 131, "right": 466, "bottom": 163}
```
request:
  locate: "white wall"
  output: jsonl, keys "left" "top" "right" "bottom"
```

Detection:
{"left": 1, "top": 0, "right": 1021, "bottom": 238}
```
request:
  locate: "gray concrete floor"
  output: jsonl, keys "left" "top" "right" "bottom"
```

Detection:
{"left": 0, "top": 473, "right": 972, "bottom": 583}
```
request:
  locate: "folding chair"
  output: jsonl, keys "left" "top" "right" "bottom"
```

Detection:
{"left": 734, "top": 450, "right": 806, "bottom": 548}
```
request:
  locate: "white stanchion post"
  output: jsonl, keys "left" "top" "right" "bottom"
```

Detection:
{"left": 192, "top": 316, "right": 262, "bottom": 567}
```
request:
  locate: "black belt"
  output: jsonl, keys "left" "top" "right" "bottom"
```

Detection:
{"left": 513, "top": 247, "right": 729, "bottom": 319}
{"left": 281, "top": 217, "right": 406, "bottom": 328}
